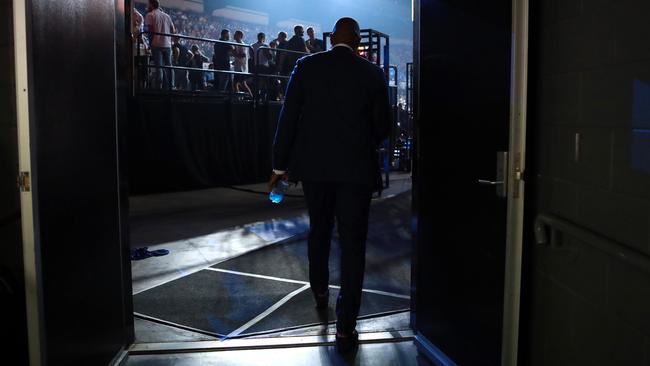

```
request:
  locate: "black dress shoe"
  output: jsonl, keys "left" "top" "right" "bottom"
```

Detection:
{"left": 315, "top": 291, "right": 329, "bottom": 309}
{"left": 335, "top": 330, "right": 359, "bottom": 353}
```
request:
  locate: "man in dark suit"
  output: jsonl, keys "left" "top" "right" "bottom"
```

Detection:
{"left": 269, "top": 17, "right": 391, "bottom": 352}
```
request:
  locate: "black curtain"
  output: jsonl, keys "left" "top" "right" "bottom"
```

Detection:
{"left": 128, "top": 97, "right": 280, "bottom": 195}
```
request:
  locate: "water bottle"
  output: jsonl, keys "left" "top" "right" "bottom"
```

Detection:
{"left": 269, "top": 179, "right": 290, "bottom": 204}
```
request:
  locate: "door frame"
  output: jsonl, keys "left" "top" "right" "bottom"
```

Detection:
{"left": 13, "top": 0, "right": 45, "bottom": 365}
{"left": 501, "top": 0, "right": 529, "bottom": 364}
{"left": 411, "top": 0, "right": 529, "bottom": 365}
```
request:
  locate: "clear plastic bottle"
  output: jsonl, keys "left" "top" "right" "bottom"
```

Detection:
{"left": 269, "top": 179, "right": 290, "bottom": 204}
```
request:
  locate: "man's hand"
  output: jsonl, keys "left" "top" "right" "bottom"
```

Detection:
{"left": 268, "top": 172, "right": 288, "bottom": 192}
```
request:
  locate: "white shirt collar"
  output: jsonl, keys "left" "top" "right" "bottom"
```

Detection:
{"left": 332, "top": 43, "right": 355, "bottom": 52}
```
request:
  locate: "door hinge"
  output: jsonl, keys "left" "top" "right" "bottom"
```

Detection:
{"left": 513, "top": 153, "right": 523, "bottom": 198}
{"left": 17, "top": 171, "right": 31, "bottom": 192}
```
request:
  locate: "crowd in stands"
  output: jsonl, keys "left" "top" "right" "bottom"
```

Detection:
{"left": 133, "top": 0, "right": 412, "bottom": 101}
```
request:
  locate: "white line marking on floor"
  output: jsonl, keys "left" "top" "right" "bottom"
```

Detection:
{"left": 327, "top": 285, "right": 411, "bottom": 300}
{"left": 133, "top": 312, "right": 225, "bottom": 338}
{"left": 224, "top": 284, "right": 311, "bottom": 339}
{"left": 205, "top": 267, "right": 309, "bottom": 285}
{"left": 204, "top": 267, "right": 410, "bottom": 300}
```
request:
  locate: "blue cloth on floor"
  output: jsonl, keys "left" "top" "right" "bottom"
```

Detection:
{"left": 131, "top": 247, "right": 169, "bottom": 260}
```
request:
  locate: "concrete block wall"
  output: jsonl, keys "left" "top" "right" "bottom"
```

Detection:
{"left": 525, "top": 0, "right": 650, "bottom": 364}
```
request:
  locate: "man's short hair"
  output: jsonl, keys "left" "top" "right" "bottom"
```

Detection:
{"left": 294, "top": 25, "right": 303, "bottom": 34}
{"left": 278, "top": 31, "right": 287, "bottom": 39}
{"left": 220, "top": 29, "right": 229, "bottom": 37}
{"left": 234, "top": 30, "right": 244, "bottom": 38}
{"left": 149, "top": 0, "right": 160, "bottom": 9}
{"left": 257, "top": 32, "right": 265, "bottom": 41}
{"left": 307, "top": 27, "right": 314, "bottom": 33}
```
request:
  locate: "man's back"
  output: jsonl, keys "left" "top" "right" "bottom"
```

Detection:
{"left": 252, "top": 41, "right": 270, "bottom": 67}
{"left": 273, "top": 46, "right": 391, "bottom": 186}
{"left": 286, "top": 35, "right": 307, "bottom": 53}
{"left": 280, "top": 36, "right": 306, "bottom": 74}
{"left": 306, "top": 38, "right": 324, "bottom": 53}
{"left": 175, "top": 43, "right": 191, "bottom": 65}
{"left": 213, "top": 42, "right": 232, "bottom": 70}
{"left": 270, "top": 19, "right": 388, "bottom": 352}
{"left": 145, "top": 9, "right": 174, "bottom": 48}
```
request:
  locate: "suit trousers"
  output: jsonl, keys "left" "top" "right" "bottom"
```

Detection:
{"left": 301, "top": 181, "right": 372, "bottom": 334}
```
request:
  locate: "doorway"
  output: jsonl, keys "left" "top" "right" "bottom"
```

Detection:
{"left": 10, "top": 0, "right": 529, "bottom": 364}
{"left": 125, "top": 0, "right": 416, "bottom": 349}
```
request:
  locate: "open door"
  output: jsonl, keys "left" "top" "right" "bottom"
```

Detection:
{"left": 13, "top": 0, "right": 133, "bottom": 364}
{"left": 412, "top": 0, "right": 528, "bottom": 365}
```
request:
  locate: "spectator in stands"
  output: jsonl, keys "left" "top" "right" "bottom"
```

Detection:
{"left": 275, "top": 31, "right": 288, "bottom": 49}
{"left": 132, "top": 7, "right": 143, "bottom": 33}
{"left": 269, "top": 39, "right": 278, "bottom": 62}
{"left": 267, "top": 40, "right": 282, "bottom": 101}
{"left": 252, "top": 32, "right": 271, "bottom": 100}
{"left": 132, "top": 6, "right": 146, "bottom": 52}
{"left": 213, "top": 29, "right": 233, "bottom": 92}
{"left": 277, "top": 26, "right": 309, "bottom": 96}
{"left": 134, "top": 2, "right": 411, "bottom": 100}
{"left": 283, "top": 25, "right": 309, "bottom": 71}
{"left": 145, "top": 0, "right": 176, "bottom": 89}
{"left": 187, "top": 44, "right": 209, "bottom": 90}
{"left": 275, "top": 30, "right": 289, "bottom": 78}
{"left": 172, "top": 36, "right": 192, "bottom": 90}
{"left": 251, "top": 32, "right": 270, "bottom": 69}
{"left": 305, "top": 27, "right": 324, "bottom": 53}
{"left": 232, "top": 30, "right": 252, "bottom": 96}
{"left": 132, "top": 7, "right": 149, "bottom": 89}
{"left": 287, "top": 25, "right": 309, "bottom": 52}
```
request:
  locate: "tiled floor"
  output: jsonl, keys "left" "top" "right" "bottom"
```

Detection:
{"left": 131, "top": 216, "right": 310, "bottom": 294}
{"left": 130, "top": 174, "right": 413, "bottom": 344}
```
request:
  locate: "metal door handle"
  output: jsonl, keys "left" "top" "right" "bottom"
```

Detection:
{"left": 479, "top": 152, "right": 508, "bottom": 198}
{"left": 478, "top": 179, "right": 504, "bottom": 185}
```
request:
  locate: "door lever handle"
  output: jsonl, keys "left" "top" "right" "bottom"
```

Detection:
{"left": 478, "top": 179, "right": 504, "bottom": 185}
{"left": 480, "top": 151, "right": 509, "bottom": 198}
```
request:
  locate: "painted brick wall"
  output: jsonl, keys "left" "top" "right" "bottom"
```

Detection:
{"left": 524, "top": 0, "right": 650, "bottom": 364}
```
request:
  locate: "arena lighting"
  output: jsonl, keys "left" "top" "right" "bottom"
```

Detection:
{"left": 212, "top": 6, "right": 269, "bottom": 25}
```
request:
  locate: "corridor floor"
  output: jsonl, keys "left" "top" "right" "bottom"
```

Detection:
{"left": 129, "top": 173, "right": 413, "bottom": 342}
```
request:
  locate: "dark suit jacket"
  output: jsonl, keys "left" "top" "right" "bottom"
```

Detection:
{"left": 273, "top": 45, "right": 391, "bottom": 187}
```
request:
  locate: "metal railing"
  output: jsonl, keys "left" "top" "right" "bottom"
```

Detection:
{"left": 388, "top": 65, "right": 398, "bottom": 86}
{"left": 535, "top": 213, "right": 650, "bottom": 275}
{"left": 406, "top": 62, "right": 413, "bottom": 115}
{"left": 133, "top": 31, "right": 399, "bottom": 188}
{"left": 134, "top": 31, "right": 402, "bottom": 103}
{"left": 134, "top": 31, "right": 309, "bottom": 101}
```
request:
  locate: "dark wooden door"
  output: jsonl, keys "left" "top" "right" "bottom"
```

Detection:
{"left": 16, "top": 0, "right": 133, "bottom": 364}
{"left": 412, "top": 1, "right": 520, "bottom": 365}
